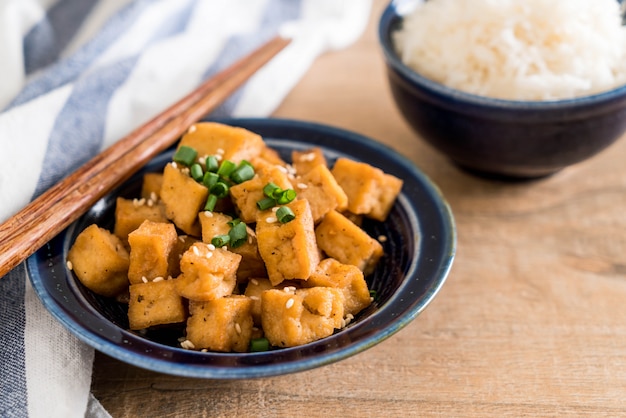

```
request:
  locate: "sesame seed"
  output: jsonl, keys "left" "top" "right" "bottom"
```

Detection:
{"left": 150, "top": 192, "right": 157, "bottom": 202}
{"left": 250, "top": 279, "right": 259, "bottom": 285}
{"left": 141, "top": 276, "right": 148, "bottom": 283}
{"left": 252, "top": 326, "right": 259, "bottom": 331}
{"left": 235, "top": 323, "right": 242, "bottom": 334}
{"left": 205, "top": 252, "right": 213, "bottom": 259}
{"left": 271, "top": 206, "right": 279, "bottom": 213}
{"left": 216, "top": 148, "right": 225, "bottom": 155}
{"left": 192, "top": 246, "right": 200, "bottom": 256}
{"left": 207, "top": 244, "right": 216, "bottom": 251}
{"left": 250, "top": 296, "right": 260, "bottom": 301}
{"left": 297, "top": 183, "right": 308, "bottom": 189}
{"left": 147, "top": 199, "right": 154, "bottom": 207}
{"left": 203, "top": 211, "right": 213, "bottom": 217}
{"left": 266, "top": 216, "right": 277, "bottom": 223}
{"left": 378, "top": 235, "right": 388, "bottom": 243}
{"left": 188, "top": 125, "right": 197, "bottom": 133}
{"left": 66, "top": 260, "right": 73, "bottom": 270}
{"left": 167, "top": 276, "right": 173, "bottom": 280}
{"left": 300, "top": 152, "right": 315, "bottom": 162}
{"left": 198, "top": 157, "right": 206, "bottom": 165}
{"left": 172, "top": 162, "right": 178, "bottom": 169}
{"left": 153, "top": 277, "right": 164, "bottom": 282}
{"left": 180, "top": 340, "right": 195, "bottom": 350}
{"left": 276, "top": 165, "right": 288, "bottom": 174}
{"left": 178, "top": 236, "right": 186, "bottom": 242}
{"left": 286, "top": 298, "right": 294, "bottom": 309}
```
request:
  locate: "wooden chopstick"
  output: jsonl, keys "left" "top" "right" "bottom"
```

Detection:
{"left": 0, "top": 35, "right": 291, "bottom": 279}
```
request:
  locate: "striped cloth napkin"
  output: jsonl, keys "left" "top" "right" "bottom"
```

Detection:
{"left": 0, "top": 1, "right": 371, "bottom": 417}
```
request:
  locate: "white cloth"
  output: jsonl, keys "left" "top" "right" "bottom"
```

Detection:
{"left": 0, "top": 1, "right": 371, "bottom": 416}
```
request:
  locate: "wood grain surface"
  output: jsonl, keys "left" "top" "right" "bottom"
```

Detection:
{"left": 91, "top": 1, "right": 626, "bottom": 416}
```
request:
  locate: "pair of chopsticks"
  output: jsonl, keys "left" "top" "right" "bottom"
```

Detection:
{"left": 0, "top": 35, "right": 291, "bottom": 279}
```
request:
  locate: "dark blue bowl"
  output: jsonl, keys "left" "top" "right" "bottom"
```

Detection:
{"left": 379, "top": 1, "right": 626, "bottom": 178}
{"left": 27, "top": 118, "right": 456, "bottom": 379}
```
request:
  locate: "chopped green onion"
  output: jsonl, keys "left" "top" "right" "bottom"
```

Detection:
{"left": 210, "top": 181, "right": 229, "bottom": 199}
{"left": 190, "top": 163, "right": 204, "bottom": 181}
{"left": 249, "top": 337, "right": 270, "bottom": 352}
{"left": 263, "top": 182, "right": 281, "bottom": 198}
{"left": 230, "top": 164, "right": 255, "bottom": 184}
{"left": 276, "top": 206, "right": 296, "bottom": 223}
{"left": 217, "top": 160, "right": 236, "bottom": 178}
{"left": 204, "top": 194, "right": 218, "bottom": 212}
{"left": 276, "top": 189, "right": 296, "bottom": 205}
{"left": 227, "top": 218, "right": 242, "bottom": 227}
{"left": 173, "top": 145, "right": 197, "bottom": 166}
{"left": 203, "top": 171, "right": 219, "bottom": 189}
{"left": 205, "top": 155, "right": 219, "bottom": 172}
{"left": 228, "top": 222, "right": 248, "bottom": 248}
{"left": 211, "top": 234, "right": 230, "bottom": 248}
{"left": 369, "top": 289, "right": 378, "bottom": 300}
{"left": 256, "top": 196, "right": 276, "bottom": 211}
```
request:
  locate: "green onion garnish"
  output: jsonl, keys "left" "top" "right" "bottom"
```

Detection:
{"left": 190, "top": 163, "right": 204, "bottom": 181}
{"left": 173, "top": 145, "right": 197, "bottom": 166}
{"left": 205, "top": 155, "right": 219, "bottom": 172}
{"left": 263, "top": 182, "right": 281, "bottom": 198}
{"left": 230, "top": 164, "right": 255, "bottom": 184}
{"left": 203, "top": 171, "right": 219, "bottom": 189}
{"left": 228, "top": 222, "right": 248, "bottom": 248}
{"left": 210, "top": 181, "right": 229, "bottom": 199}
{"left": 249, "top": 337, "right": 270, "bottom": 352}
{"left": 276, "top": 206, "right": 296, "bottom": 223}
{"left": 227, "top": 218, "right": 242, "bottom": 227}
{"left": 211, "top": 234, "right": 230, "bottom": 248}
{"left": 217, "top": 160, "right": 236, "bottom": 178}
{"left": 276, "top": 189, "right": 296, "bottom": 205}
{"left": 369, "top": 289, "right": 378, "bottom": 300}
{"left": 256, "top": 196, "right": 276, "bottom": 211}
{"left": 204, "top": 194, "right": 218, "bottom": 212}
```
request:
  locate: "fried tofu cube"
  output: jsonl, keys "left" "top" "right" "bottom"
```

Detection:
{"left": 261, "top": 287, "right": 343, "bottom": 348}
{"left": 255, "top": 145, "right": 287, "bottom": 166}
{"left": 256, "top": 199, "right": 320, "bottom": 286}
{"left": 185, "top": 296, "right": 254, "bottom": 352}
{"left": 331, "top": 157, "right": 403, "bottom": 221}
{"left": 113, "top": 197, "right": 168, "bottom": 243}
{"left": 243, "top": 278, "right": 274, "bottom": 325}
{"left": 291, "top": 147, "right": 326, "bottom": 175}
{"left": 67, "top": 224, "right": 130, "bottom": 297}
{"left": 307, "top": 258, "right": 372, "bottom": 317}
{"left": 229, "top": 161, "right": 293, "bottom": 223}
{"left": 178, "top": 122, "right": 265, "bottom": 164}
{"left": 140, "top": 172, "right": 163, "bottom": 201}
{"left": 198, "top": 211, "right": 267, "bottom": 281}
{"left": 128, "top": 279, "right": 186, "bottom": 330}
{"left": 294, "top": 164, "right": 348, "bottom": 223}
{"left": 127, "top": 221, "right": 178, "bottom": 285}
{"left": 160, "top": 163, "right": 207, "bottom": 236}
{"left": 175, "top": 243, "right": 241, "bottom": 301}
{"left": 315, "top": 210, "right": 383, "bottom": 276}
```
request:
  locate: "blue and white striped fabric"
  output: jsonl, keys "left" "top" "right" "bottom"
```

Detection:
{"left": 0, "top": 1, "right": 371, "bottom": 417}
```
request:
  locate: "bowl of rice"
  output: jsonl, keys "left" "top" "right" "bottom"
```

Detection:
{"left": 379, "top": 0, "right": 626, "bottom": 178}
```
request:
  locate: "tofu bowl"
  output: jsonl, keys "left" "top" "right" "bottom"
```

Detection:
{"left": 27, "top": 118, "right": 456, "bottom": 379}
{"left": 379, "top": 0, "right": 626, "bottom": 178}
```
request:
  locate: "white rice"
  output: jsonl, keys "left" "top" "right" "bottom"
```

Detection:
{"left": 394, "top": 0, "right": 626, "bottom": 100}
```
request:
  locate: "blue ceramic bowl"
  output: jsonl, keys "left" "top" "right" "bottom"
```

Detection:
{"left": 379, "top": 1, "right": 626, "bottom": 178}
{"left": 27, "top": 118, "right": 456, "bottom": 379}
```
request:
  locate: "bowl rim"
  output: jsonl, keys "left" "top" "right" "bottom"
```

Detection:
{"left": 26, "top": 117, "right": 457, "bottom": 379}
{"left": 378, "top": 0, "right": 626, "bottom": 111}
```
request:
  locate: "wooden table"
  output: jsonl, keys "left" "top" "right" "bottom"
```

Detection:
{"left": 91, "top": 0, "right": 626, "bottom": 415}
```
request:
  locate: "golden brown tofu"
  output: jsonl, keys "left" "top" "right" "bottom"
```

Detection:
{"left": 229, "top": 161, "right": 294, "bottom": 223}
{"left": 167, "top": 234, "right": 199, "bottom": 278}
{"left": 175, "top": 243, "right": 241, "bottom": 301}
{"left": 140, "top": 172, "right": 163, "bottom": 201}
{"left": 67, "top": 224, "right": 130, "bottom": 297}
{"left": 307, "top": 258, "right": 372, "bottom": 317}
{"left": 178, "top": 122, "right": 265, "bottom": 164}
{"left": 198, "top": 211, "right": 267, "bottom": 281}
{"left": 294, "top": 164, "right": 348, "bottom": 223}
{"left": 255, "top": 145, "right": 287, "bottom": 166}
{"left": 127, "top": 220, "right": 178, "bottom": 285}
{"left": 315, "top": 210, "right": 383, "bottom": 276}
{"left": 185, "top": 296, "right": 253, "bottom": 352}
{"left": 113, "top": 197, "right": 168, "bottom": 243}
{"left": 291, "top": 147, "right": 327, "bottom": 175}
{"left": 160, "top": 163, "right": 207, "bottom": 236}
{"left": 331, "top": 157, "right": 403, "bottom": 221}
{"left": 128, "top": 279, "right": 186, "bottom": 330}
{"left": 261, "top": 287, "right": 343, "bottom": 348}
{"left": 243, "top": 278, "right": 274, "bottom": 326}
{"left": 256, "top": 199, "right": 320, "bottom": 286}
